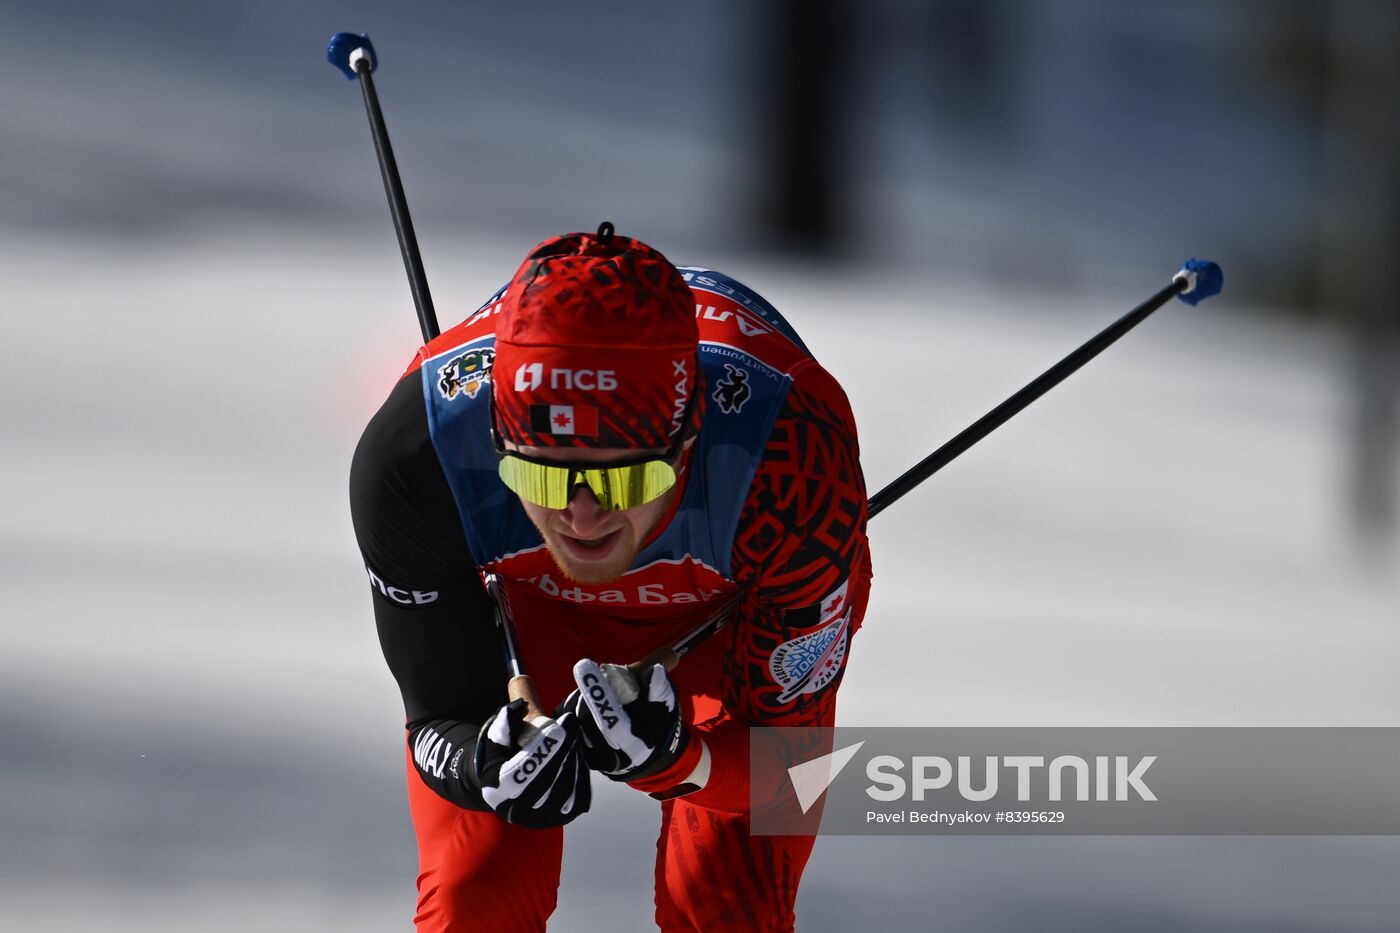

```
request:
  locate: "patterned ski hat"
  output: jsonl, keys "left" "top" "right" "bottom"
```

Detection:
{"left": 492, "top": 224, "right": 701, "bottom": 449}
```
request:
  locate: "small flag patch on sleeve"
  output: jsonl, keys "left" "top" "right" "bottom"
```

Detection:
{"left": 529, "top": 404, "right": 598, "bottom": 436}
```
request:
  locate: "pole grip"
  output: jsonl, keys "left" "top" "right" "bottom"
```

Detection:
{"left": 507, "top": 674, "right": 546, "bottom": 722}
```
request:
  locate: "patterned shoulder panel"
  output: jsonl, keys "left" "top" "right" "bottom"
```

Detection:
{"left": 732, "top": 363, "right": 865, "bottom": 602}
{"left": 724, "top": 358, "right": 871, "bottom": 722}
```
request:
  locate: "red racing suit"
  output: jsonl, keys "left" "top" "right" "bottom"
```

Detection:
{"left": 350, "top": 267, "right": 872, "bottom": 931}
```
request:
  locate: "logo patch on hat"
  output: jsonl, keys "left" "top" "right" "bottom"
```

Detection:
{"left": 437, "top": 347, "right": 495, "bottom": 401}
{"left": 530, "top": 404, "right": 599, "bottom": 436}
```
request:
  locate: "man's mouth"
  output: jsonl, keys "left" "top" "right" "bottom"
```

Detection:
{"left": 558, "top": 528, "right": 623, "bottom": 560}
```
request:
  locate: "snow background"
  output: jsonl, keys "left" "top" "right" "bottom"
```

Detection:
{"left": 2, "top": 3, "right": 1397, "bottom": 930}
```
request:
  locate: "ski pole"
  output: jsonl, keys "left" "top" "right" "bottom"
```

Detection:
{"left": 327, "top": 32, "right": 440, "bottom": 343}
{"left": 867, "top": 260, "right": 1223, "bottom": 519}
{"left": 329, "top": 32, "right": 547, "bottom": 717}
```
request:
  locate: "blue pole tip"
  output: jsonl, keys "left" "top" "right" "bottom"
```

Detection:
{"left": 327, "top": 33, "right": 376, "bottom": 80}
{"left": 1174, "top": 259, "right": 1223, "bottom": 306}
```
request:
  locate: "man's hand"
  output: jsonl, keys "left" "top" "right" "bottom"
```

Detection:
{"left": 561, "top": 659, "right": 689, "bottom": 781}
{"left": 472, "top": 699, "right": 591, "bottom": 828}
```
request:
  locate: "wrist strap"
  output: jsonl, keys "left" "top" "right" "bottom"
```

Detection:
{"left": 628, "top": 734, "right": 707, "bottom": 799}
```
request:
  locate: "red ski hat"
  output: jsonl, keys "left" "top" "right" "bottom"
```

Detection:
{"left": 492, "top": 224, "right": 701, "bottom": 449}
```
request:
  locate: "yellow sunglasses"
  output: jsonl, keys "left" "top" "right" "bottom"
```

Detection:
{"left": 497, "top": 451, "right": 682, "bottom": 511}
{"left": 492, "top": 393, "right": 694, "bottom": 511}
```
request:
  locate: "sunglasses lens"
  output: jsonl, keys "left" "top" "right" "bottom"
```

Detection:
{"left": 586, "top": 461, "right": 677, "bottom": 510}
{"left": 497, "top": 457, "right": 575, "bottom": 509}
{"left": 498, "top": 458, "right": 678, "bottom": 510}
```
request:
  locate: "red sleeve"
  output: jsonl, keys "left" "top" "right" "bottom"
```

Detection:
{"left": 630, "top": 361, "right": 873, "bottom": 810}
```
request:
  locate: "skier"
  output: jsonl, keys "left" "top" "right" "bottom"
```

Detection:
{"left": 350, "top": 225, "right": 872, "bottom": 931}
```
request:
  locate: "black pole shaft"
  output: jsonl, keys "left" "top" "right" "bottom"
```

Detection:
{"left": 354, "top": 60, "right": 440, "bottom": 343}
{"left": 867, "top": 278, "right": 1187, "bottom": 519}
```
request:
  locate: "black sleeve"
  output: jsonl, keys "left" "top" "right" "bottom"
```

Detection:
{"left": 349, "top": 372, "right": 509, "bottom": 811}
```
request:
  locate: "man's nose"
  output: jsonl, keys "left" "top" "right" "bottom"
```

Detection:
{"left": 562, "top": 483, "right": 609, "bottom": 535}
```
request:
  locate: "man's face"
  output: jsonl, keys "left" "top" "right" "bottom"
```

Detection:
{"left": 509, "top": 443, "right": 685, "bottom": 584}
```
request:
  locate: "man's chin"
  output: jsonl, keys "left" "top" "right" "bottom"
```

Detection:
{"left": 544, "top": 531, "right": 637, "bottom": 584}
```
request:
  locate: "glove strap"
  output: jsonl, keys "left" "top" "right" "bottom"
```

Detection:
{"left": 629, "top": 734, "right": 708, "bottom": 800}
